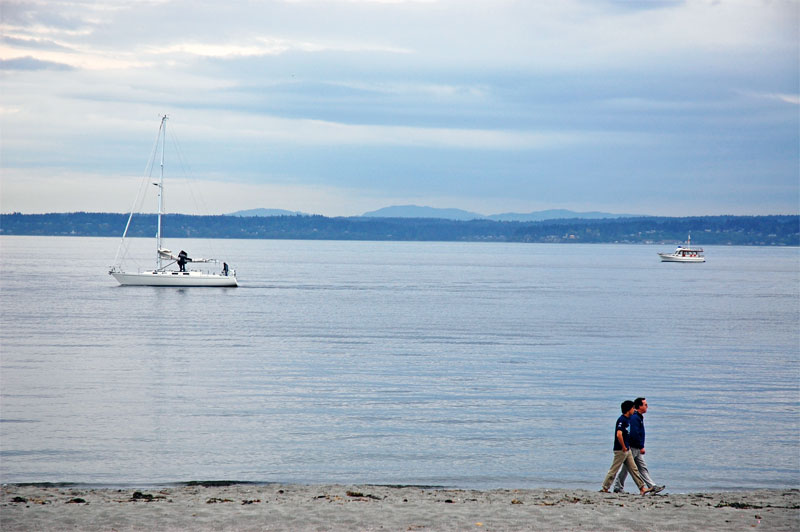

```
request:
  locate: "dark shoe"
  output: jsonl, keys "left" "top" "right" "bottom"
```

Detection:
{"left": 613, "top": 488, "right": 623, "bottom": 493}
{"left": 650, "top": 485, "right": 666, "bottom": 494}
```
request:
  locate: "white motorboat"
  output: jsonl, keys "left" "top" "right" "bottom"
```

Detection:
{"left": 109, "top": 116, "right": 238, "bottom": 287}
{"left": 658, "top": 234, "right": 705, "bottom": 263}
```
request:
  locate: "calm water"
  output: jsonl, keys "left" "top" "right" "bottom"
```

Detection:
{"left": 1, "top": 236, "right": 798, "bottom": 491}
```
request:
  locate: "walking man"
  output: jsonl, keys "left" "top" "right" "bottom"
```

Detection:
{"left": 601, "top": 400, "right": 652, "bottom": 495}
{"left": 613, "top": 397, "right": 665, "bottom": 494}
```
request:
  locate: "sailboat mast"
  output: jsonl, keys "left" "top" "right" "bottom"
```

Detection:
{"left": 156, "top": 115, "right": 166, "bottom": 269}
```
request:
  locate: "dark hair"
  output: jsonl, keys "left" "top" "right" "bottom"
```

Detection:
{"left": 634, "top": 397, "right": 646, "bottom": 409}
{"left": 621, "top": 400, "right": 635, "bottom": 413}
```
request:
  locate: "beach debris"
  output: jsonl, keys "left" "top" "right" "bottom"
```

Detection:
{"left": 241, "top": 499, "right": 261, "bottom": 505}
{"left": 346, "top": 491, "right": 382, "bottom": 500}
{"left": 22, "top": 497, "right": 51, "bottom": 505}
{"left": 315, "top": 494, "right": 344, "bottom": 502}
{"left": 206, "top": 498, "right": 234, "bottom": 504}
{"left": 66, "top": 498, "right": 87, "bottom": 504}
{"left": 10, "top": 496, "right": 27, "bottom": 503}
{"left": 511, "top": 499, "right": 523, "bottom": 504}
{"left": 715, "top": 501, "right": 763, "bottom": 509}
{"left": 130, "top": 491, "right": 165, "bottom": 502}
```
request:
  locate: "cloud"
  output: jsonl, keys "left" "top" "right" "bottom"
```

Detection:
{"left": 774, "top": 94, "right": 800, "bottom": 106}
{"left": 0, "top": 0, "right": 120, "bottom": 35}
{"left": 3, "top": 1, "right": 794, "bottom": 77}
{"left": 0, "top": 56, "right": 75, "bottom": 71}
{"left": 147, "top": 36, "right": 410, "bottom": 60}
{"left": 735, "top": 89, "right": 800, "bottom": 106}
{"left": 1, "top": 35, "right": 73, "bottom": 51}
{"left": 0, "top": 0, "right": 796, "bottom": 216}
{"left": 268, "top": 119, "right": 641, "bottom": 151}
{"left": 122, "top": 109, "right": 645, "bottom": 152}
{"left": 763, "top": 93, "right": 800, "bottom": 106}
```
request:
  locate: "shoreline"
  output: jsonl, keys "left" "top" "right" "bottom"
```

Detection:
{"left": 2, "top": 484, "right": 797, "bottom": 531}
{"left": 2, "top": 479, "right": 794, "bottom": 494}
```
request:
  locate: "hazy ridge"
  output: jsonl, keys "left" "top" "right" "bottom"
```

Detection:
{"left": 230, "top": 205, "right": 641, "bottom": 221}
{"left": 1, "top": 212, "right": 797, "bottom": 246}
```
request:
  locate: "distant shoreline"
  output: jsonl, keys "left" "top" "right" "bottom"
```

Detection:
{"left": 3, "top": 484, "right": 798, "bottom": 531}
{"left": 1, "top": 213, "right": 798, "bottom": 246}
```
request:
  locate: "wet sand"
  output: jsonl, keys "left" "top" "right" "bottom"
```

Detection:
{"left": 2, "top": 483, "right": 797, "bottom": 531}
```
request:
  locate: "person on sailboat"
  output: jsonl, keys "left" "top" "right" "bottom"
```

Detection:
{"left": 178, "top": 250, "right": 191, "bottom": 272}
{"left": 222, "top": 262, "right": 229, "bottom": 276}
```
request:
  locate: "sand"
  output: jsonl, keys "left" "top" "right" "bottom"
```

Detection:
{"left": 1, "top": 483, "right": 797, "bottom": 531}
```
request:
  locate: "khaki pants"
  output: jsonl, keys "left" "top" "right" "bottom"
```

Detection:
{"left": 602, "top": 450, "right": 644, "bottom": 490}
{"left": 614, "top": 447, "right": 655, "bottom": 490}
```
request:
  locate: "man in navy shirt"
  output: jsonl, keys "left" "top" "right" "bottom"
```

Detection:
{"left": 613, "top": 397, "right": 665, "bottom": 494}
{"left": 600, "top": 400, "right": 651, "bottom": 495}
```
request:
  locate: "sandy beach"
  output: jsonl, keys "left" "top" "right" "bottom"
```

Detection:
{"left": 1, "top": 483, "right": 797, "bottom": 531}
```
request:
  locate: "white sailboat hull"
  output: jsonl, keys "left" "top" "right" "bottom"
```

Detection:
{"left": 111, "top": 270, "right": 238, "bottom": 287}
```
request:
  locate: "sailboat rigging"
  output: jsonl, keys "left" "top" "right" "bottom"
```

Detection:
{"left": 109, "top": 115, "right": 238, "bottom": 286}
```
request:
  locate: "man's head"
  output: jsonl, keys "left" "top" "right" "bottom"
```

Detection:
{"left": 621, "top": 400, "right": 636, "bottom": 416}
{"left": 634, "top": 397, "right": 648, "bottom": 414}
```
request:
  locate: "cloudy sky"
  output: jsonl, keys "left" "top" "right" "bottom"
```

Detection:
{"left": 1, "top": 0, "right": 797, "bottom": 217}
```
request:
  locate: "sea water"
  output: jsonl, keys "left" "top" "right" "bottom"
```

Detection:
{"left": 1, "top": 236, "right": 798, "bottom": 491}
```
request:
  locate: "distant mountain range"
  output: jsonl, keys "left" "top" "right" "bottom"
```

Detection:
{"left": 229, "top": 205, "right": 641, "bottom": 221}
{"left": 360, "top": 205, "right": 479, "bottom": 220}
{"left": 229, "top": 208, "right": 308, "bottom": 217}
{"left": 361, "top": 205, "right": 642, "bottom": 221}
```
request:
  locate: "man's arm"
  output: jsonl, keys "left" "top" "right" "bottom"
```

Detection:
{"left": 616, "top": 430, "right": 627, "bottom": 452}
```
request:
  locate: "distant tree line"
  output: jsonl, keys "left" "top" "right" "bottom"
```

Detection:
{"left": 1, "top": 212, "right": 798, "bottom": 246}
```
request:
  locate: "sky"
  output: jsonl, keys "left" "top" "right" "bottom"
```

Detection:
{"left": 1, "top": 0, "right": 798, "bottom": 217}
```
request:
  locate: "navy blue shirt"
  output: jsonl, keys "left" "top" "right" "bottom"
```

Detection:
{"left": 629, "top": 411, "right": 645, "bottom": 449}
{"left": 613, "top": 414, "right": 631, "bottom": 451}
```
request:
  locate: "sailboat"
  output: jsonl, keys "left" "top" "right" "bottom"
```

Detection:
{"left": 109, "top": 115, "right": 238, "bottom": 286}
